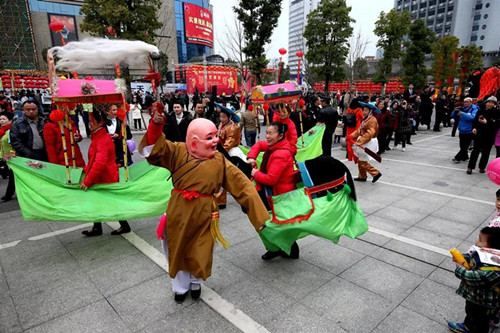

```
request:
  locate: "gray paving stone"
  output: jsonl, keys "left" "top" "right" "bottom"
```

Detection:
{"left": 373, "top": 206, "right": 428, "bottom": 226}
{"left": 400, "top": 226, "right": 463, "bottom": 249}
{"left": 428, "top": 267, "right": 459, "bottom": 290}
{"left": 0, "top": 236, "right": 68, "bottom": 267}
{"left": 2, "top": 250, "right": 84, "bottom": 293}
{"left": 24, "top": 299, "right": 130, "bottom": 333}
{"left": 300, "top": 238, "right": 365, "bottom": 275}
{"left": 11, "top": 274, "right": 103, "bottom": 330}
{"left": 140, "top": 301, "right": 241, "bottom": 333}
{"left": 355, "top": 198, "right": 385, "bottom": 215}
{"left": 205, "top": 255, "right": 251, "bottom": 294}
{"left": 337, "top": 236, "right": 381, "bottom": 256}
{"left": 392, "top": 196, "right": 445, "bottom": 215}
{"left": 370, "top": 247, "right": 436, "bottom": 278}
{"left": 384, "top": 239, "right": 448, "bottom": 266}
{"left": 447, "top": 198, "right": 495, "bottom": 214}
{"left": 401, "top": 279, "right": 465, "bottom": 326}
{"left": 340, "top": 256, "right": 424, "bottom": 302}
{"left": 264, "top": 303, "right": 348, "bottom": 333}
{"left": 357, "top": 229, "right": 392, "bottom": 246}
{"left": 431, "top": 205, "right": 493, "bottom": 227}
{"left": 414, "top": 216, "right": 476, "bottom": 239}
{"left": 0, "top": 294, "right": 22, "bottom": 333}
{"left": 0, "top": 217, "right": 51, "bottom": 244}
{"left": 301, "top": 277, "right": 397, "bottom": 333}
{"left": 217, "top": 278, "right": 296, "bottom": 326}
{"left": 366, "top": 214, "right": 409, "bottom": 235}
{"left": 87, "top": 252, "right": 165, "bottom": 297}
{"left": 372, "top": 305, "right": 448, "bottom": 333}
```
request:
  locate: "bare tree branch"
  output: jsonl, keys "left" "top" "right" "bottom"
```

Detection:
{"left": 346, "top": 30, "right": 369, "bottom": 83}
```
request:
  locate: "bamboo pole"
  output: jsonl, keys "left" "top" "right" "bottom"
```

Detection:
{"left": 58, "top": 121, "right": 71, "bottom": 183}
{"left": 66, "top": 116, "right": 76, "bottom": 168}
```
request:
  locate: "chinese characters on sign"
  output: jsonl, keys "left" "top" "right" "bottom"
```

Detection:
{"left": 183, "top": 2, "right": 213, "bottom": 47}
{"left": 186, "top": 65, "right": 238, "bottom": 95}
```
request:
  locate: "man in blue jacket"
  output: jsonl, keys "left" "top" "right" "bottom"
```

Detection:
{"left": 452, "top": 97, "right": 478, "bottom": 163}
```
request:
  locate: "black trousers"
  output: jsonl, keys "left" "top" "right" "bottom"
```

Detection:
{"left": 433, "top": 110, "right": 443, "bottom": 131}
{"left": 455, "top": 133, "right": 473, "bottom": 161}
{"left": 464, "top": 300, "right": 497, "bottom": 333}
{"left": 4, "top": 169, "right": 15, "bottom": 198}
{"left": 451, "top": 117, "right": 459, "bottom": 137}
{"left": 322, "top": 130, "right": 334, "bottom": 156}
{"left": 468, "top": 136, "right": 493, "bottom": 170}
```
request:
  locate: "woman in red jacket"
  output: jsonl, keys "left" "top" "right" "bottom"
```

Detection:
{"left": 43, "top": 114, "right": 85, "bottom": 167}
{"left": 80, "top": 107, "right": 130, "bottom": 236}
{"left": 247, "top": 121, "right": 299, "bottom": 260}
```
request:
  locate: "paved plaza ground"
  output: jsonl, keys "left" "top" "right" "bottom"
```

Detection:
{"left": 1, "top": 126, "right": 499, "bottom": 333}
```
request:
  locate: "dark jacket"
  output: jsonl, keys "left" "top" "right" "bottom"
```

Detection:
{"left": 317, "top": 105, "right": 339, "bottom": 131}
{"left": 163, "top": 111, "right": 192, "bottom": 142}
{"left": 109, "top": 118, "right": 133, "bottom": 167}
{"left": 473, "top": 104, "right": 500, "bottom": 143}
{"left": 9, "top": 114, "right": 47, "bottom": 159}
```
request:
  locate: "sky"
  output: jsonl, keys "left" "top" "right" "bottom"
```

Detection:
{"left": 212, "top": 0, "right": 395, "bottom": 63}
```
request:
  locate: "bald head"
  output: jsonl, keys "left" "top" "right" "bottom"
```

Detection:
{"left": 186, "top": 118, "right": 219, "bottom": 159}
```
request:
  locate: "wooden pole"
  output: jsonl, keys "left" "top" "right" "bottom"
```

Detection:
{"left": 58, "top": 121, "right": 71, "bottom": 183}
{"left": 121, "top": 122, "right": 129, "bottom": 181}
{"left": 66, "top": 116, "right": 76, "bottom": 168}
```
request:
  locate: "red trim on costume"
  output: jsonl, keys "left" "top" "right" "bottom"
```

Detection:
{"left": 146, "top": 121, "right": 164, "bottom": 145}
{"left": 268, "top": 187, "right": 315, "bottom": 224}
{"left": 308, "top": 177, "right": 345, "bottom": 194}
{"left": 172, "top": 187, "right": 212, "bottom": 200}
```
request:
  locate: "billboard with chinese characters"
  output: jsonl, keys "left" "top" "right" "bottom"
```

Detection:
{"left": 183, "top": 2, "right": 213, "bottom": 48}
{"left": 186, "top": 65, "right": 238, "bottom": 95}
{"left": 48, "top": 14, "right": 79, "bottom": 47}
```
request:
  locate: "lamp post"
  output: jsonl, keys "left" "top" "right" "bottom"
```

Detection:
{"left": 296, "top": 50, "right": 304, "bottom": 84}
{"left": 277, "top": 48, "right": 287, "bottom": 83}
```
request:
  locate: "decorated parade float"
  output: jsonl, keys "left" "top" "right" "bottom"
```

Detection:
{"left": 7, "top": 39, "right": 172, "bottom": 222}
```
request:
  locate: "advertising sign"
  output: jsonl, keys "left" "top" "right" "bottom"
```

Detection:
{"left": 183, "top": 3, "right": 213, "bottom": 48}
{"left": 48, "top": 14, "right": 79, "bottom": 46}
{"left": 186, "top": 65, "right": 238, "bottom": 95}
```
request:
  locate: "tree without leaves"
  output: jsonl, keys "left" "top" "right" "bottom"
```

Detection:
{"left": 372, "top": 9, "right": 411, "bottom": 85}
{"left": 353, "top": 57, "right": 368, "bottom": 80}
{"left": 217, "top": 18, "right": 251, "bottom": 93}
{"left": 346, "top": 31, "right": 369, "bottom": 82}
{"left": 234, "top": 0, "right": 282, "bottom": 84}
{"left": 431, "top": 36, "right": 459, "bottom": 89}
{"left": 304, "top": 0, "right": 354, "bottom": 93}
{"left": 401, "top": 19, "right": 434, "bottom": 90}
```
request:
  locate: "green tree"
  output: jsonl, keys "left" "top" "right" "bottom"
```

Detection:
{"left": 304, "top": 0, "right": 354, "bottom": 93}
{"left": 80, "top": 0, "right": 162, "bottom": 43}
{"left": 157, "top": 51, "right": 169, "bottom": 89}
{"left": 457, "top": 45, "right": 483, "bottom": 95}
{"left": 278, "top": 62, "right": 290, "bottom": 83}
{"left": 234, "top": 0, "right": 282, "bottom": 84}
{"left": 431, "top": 36, "right": 459, "bottom": 89}
{"left": 353, "top": 57, "right": 368, "bottom": 80}
{"left": 373, "top": 9, "right": 411, "bottom": 85}
{"left": 401, "top": 19, "right": 434, "bottom": 90}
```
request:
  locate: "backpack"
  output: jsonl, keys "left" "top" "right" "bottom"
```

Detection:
{"left": 345, "top": 112, "right": 357, "bottom": 128}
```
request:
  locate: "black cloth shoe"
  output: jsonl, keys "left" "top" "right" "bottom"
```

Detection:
{"left": 218, "top": 204, "right": 226, "bottom": 210}
{"left": 282, "top": 241, "right": 299, "bottom": 259}
{"left": 479, "top": 169, "right": 486, "bottom": 173}
{"left": 111, "top": 227, "right": 131, "bottom": 235}
{"left": 174, "top": 292, "right": 188, "bottom": 304}
{"left": 82, "top": 227, "right": 103, "bottom": 236}
{"left": 353, "top": 177, "right": 367, "bottom": 182}
{"left": 190, "top": 285, "right": 201, "bottom": 300}
{"left": 372, "top": 173, "right": 382, "bottom": 183}
{"left": 1, "top": 195, "right": 12, "bottom": 202}
{"left": 261, "top": 250, "right": 283, "bottom": 260}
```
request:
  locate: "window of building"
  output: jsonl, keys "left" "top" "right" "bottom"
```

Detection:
{"left": 479, "top": 46, "right": 483, "bottom": 50}
{"left": 428, "top": 9, "right": 435, "bottom": 15}
{"left": 472, "top": 25, "right": 479, "bottom": 31}
{"left": 448, "top": 5, "right": 453, "bottom": 11}
{"left": 482, "top": 24, "right": 487, "bottom": 29}
{"left": 485, "top": 3, "right": 490, "bottom": 8}
{"left": 474, "top": 14, "right": 481, "bottom": 20}
{"left": 438, "top": 7, "right": 445, "bottom": 14}
{"left": 475, "top": 3, "right": 483, "bottom": 9}
{"left": 412, "top": 5, "right": 418, "bottom": 10}
{"left": 480, "top": 35, "right": 485, "bottom": 40}
{"left": 420, "top": 2, "right": 427, "bottom": 7}
{"left": 484, "top": 14, "right": 488, "bottom": 19}
{"left": 437, "top": 17, "right": 444, "bottom": 23}
{"left": 471, "top": 35, "right": 478, "bottom": 41}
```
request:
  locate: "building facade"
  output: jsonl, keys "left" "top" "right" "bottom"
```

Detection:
{"left": 288, "top": 0, "right": 321, "bottom": 78}
{"left": 1, "top": 0, "right": 179, "bottom": 75}
{"left": 174, "top": 0, "right": 213, "bottom": 64}
{"left": 394, "top": 0, "right": 499, "bottom": 66}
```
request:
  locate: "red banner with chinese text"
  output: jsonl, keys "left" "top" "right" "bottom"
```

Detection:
{"left": 184, "top": 3, "right": 213, "bottom": 48}
{"left": 186, "top": 65, "right": 238, "bottom": 95}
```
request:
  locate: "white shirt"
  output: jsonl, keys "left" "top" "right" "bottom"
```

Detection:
{"left": 107, "top": 118, "right": 117, "bottom": 134}
{"left": 175, "top": 113, "right": 183, "bottom": 124}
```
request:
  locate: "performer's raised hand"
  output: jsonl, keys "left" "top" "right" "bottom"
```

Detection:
{"left": 152, "top": 108, "right": 165, "bottom": 124}
{"left": 80, "top": 183, "right": 89, "bottom": 191}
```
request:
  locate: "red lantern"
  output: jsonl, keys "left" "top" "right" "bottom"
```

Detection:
{"left": 263, "top": 103, "right": 270, "bottom": 111}
{"left": 298, "top": 99, "right": 306, "bottom": 107}
{"left": 116, "top": 108, "right": 127, "bottom": 120}
{"left": 49, "top": 21, "right": 64, "bottom": 33}
{"left": 279, "top": 48, "right": 287, "bottom": 55}
{"left": 247, "top": 105, "right": 253, "bottom": 111}
{"left": 296, "top": 51, "right": 304, "bottom": 58}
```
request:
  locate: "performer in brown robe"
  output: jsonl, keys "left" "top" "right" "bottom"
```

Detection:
{"left": 214, "top": 102, "right": 242, "bottom": 208}
{"left": 139, "top": 105, "right": 269, "bottom": 303}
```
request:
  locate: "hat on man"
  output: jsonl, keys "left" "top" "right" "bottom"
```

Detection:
{"left": 319, "top": 96, "right": 330, "bottom": 103}
{"left": 214, "top": 102, "right": 240, "bottom": 123}
{"left": 486, "top": 96, "right": 498, "bottom": 103}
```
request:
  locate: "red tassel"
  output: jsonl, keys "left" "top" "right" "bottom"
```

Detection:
{"left": 49, "top": 109, "right": 65, "bottom": 122}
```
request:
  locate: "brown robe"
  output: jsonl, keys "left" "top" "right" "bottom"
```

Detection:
{"left": 140, "top": 134, "right": 269, "bottom": 280}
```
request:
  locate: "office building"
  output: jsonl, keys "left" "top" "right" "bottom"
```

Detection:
{"left": 394, "top": 0, "right": 499, "bottom": 66}
{"left": 288, "top": 0, "right": 321, "bottom": 79}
